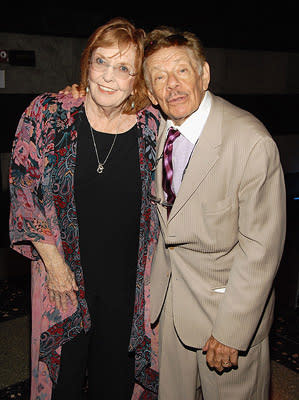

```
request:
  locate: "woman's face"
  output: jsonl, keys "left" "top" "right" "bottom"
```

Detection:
{"left": 87, "top": 44, "right": 137, "bottom": 112}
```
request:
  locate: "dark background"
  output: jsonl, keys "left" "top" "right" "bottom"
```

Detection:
{"left": 1, "top": 6, "right": 298, "bottom": 52}
{"left": 1, "top": 6, "right": 298, "bottom": 309}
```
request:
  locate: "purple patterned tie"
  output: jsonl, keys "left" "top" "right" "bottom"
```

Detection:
{"left": 162, "top": 127, "right": 181, "bottom": 217}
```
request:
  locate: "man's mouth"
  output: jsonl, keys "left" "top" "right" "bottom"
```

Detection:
{"left": 167, "top": 93, "right": 187, "bottom": 104}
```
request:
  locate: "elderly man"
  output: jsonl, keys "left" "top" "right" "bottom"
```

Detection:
{"left": 144, "top": 27, "right": 286, "bottom": 400}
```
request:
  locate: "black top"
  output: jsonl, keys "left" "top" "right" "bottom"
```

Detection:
{"left": 74, "top": 112, "right": 141, "bottom": 305}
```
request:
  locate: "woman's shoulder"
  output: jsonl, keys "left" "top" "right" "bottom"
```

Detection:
{"left": 24, "top": 92, "right": 84, "bottom": 118}
{"left": 55, "top": 92, "right": 85, "bottom": 111}
{"left": 140, "top": 104, "right": 161, "bottom": 119}
{"left": 137, "top": 104, "right": 161, "bottom": 131}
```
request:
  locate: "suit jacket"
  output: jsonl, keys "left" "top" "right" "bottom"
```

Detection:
{"left": 150, "top": 92, "right": 286, "bottom": 351}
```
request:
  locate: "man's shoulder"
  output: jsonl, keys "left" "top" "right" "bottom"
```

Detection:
{"left": 211, "top": 93, "right": 272, "bottom": 145}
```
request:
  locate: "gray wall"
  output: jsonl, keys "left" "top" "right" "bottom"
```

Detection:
{"left": 207, "top": 47, "right": 299, "bottom": 95}
{"left": 0, "top": 32, "right": 86, "bottom": 93}
{"left": 1, "top": 33, "right": 299, "bottom": 95}
{"left": 0, "top": 33, "right": 298, "bottom": 307}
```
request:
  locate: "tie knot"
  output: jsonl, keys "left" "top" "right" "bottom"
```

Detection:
{"left": 164, "top": 127, "right": 181, "bottom": 156}
{"left": 167, "top": 127, "right": 181, "bottom": 142}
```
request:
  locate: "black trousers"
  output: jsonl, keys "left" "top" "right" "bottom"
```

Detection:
{"left": 51, "top": 291, "right": 135, "bottom": 400}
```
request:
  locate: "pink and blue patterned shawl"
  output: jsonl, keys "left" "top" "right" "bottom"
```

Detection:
{"left": 9, "top": 93, "right": 160, "bottom": 399}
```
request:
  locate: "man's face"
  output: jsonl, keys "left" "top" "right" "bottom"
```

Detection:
{"left": 146, "top": 46, "right": 210, "bottom": 126}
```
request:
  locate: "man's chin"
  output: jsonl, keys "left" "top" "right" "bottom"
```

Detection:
{"left": 168, "top": 111, "right": 189, "bottom": 126}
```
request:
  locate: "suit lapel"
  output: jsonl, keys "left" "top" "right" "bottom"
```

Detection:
{"left": 169, "top": 94, "right": 223, "bottom": 222}
{"left": 155, "top": 118, "right": 168, "bottom": 224}
{"left": 169, "top": 135, "right": 219, "bottom": 221}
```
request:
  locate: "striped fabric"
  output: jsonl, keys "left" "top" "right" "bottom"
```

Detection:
{"left": 162, "top": 127, "right": 181, "bottom": 217}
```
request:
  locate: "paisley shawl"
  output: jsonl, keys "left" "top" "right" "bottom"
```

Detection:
{"left": 9, "top": 93, "right": 160, "bottom": 399}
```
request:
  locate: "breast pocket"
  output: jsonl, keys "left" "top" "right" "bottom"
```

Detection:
{"left": 201, "top": 197, "right": 239, "bottom": 251}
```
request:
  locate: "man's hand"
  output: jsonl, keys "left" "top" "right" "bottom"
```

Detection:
{"left": 203, "top": 336, "right": 239, "bottom": 372}
{"left": 59, "top": 83, "right": 86, "bottom": 98}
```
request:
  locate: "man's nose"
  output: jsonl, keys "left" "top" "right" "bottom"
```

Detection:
{"left": 167, "top": 73, "right": 180, "bottom": 89}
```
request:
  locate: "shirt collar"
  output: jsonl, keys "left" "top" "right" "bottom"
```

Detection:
{"left": 166, "top": 90, "right": 212, "bottom": 145}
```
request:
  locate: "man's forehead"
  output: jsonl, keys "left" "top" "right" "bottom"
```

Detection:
{"left": 147, "top": 46, "right": 194, "bottom": 67}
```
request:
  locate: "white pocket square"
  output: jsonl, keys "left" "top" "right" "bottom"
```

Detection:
{"left": 212, "top": 287, "right": 226, "bottom": 293}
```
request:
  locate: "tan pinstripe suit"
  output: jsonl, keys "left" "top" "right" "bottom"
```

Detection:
{"left": 150, "top": 92, "right": 286, "bottom": 399}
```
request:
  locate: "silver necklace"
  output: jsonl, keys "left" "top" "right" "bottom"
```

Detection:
{"left": 89, "top": 113, "right": 122, "bottom": 174}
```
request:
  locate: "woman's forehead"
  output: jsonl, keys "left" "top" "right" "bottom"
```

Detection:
{"left": 93, "top": 44, "right": 137, "bottom": 61}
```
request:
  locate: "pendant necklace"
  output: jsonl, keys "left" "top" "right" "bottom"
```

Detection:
{"left": 89, "top": 112, "right": 122, "bottom": 174}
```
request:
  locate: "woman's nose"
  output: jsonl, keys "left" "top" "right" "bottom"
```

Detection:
{"left": 102, "top": 65, "right": 114, "bottom": 81}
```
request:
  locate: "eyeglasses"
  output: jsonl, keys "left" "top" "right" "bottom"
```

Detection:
{"left": 144, "top": 34, "right": 188, "bottom": 57}
{"left": 90, "top": 56, "right": 137, "bottom": 80}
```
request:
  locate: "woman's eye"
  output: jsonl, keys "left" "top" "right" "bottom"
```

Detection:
{"left": 119, "top": 65, "right": 129, "bottom": 72}
{"left": 96, "top": 57, "right": 105, "bottom": 65}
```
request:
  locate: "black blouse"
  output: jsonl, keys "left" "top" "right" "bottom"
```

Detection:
{"left": 74, "top": 112, "right": 141, "bottom": 303}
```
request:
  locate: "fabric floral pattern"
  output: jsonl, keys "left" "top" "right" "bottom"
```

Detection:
{"left": 9, "top": 93, "right": 161, "bottom": 399}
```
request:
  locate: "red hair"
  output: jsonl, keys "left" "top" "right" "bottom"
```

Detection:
{"left": 80, "top": 17, "right": 150, "bottom": 114}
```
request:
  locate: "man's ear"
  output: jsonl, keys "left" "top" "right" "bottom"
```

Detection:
{"left": 147, "top": 89, "right": 159, "bottom": 106}
{"left": 202, "top": 62, "right": 210, "bottom": 91}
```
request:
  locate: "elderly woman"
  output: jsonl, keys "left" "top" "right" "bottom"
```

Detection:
{"left": 9, "top": 18, "right": 160, "bottom": 400}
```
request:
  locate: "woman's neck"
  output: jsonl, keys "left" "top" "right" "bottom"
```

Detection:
{"left": 84, "top": 94, "right": 136, "bottom": 134}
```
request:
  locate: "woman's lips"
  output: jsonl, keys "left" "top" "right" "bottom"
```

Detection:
{"left": 97, "top": 84, "right": 116, "bottom": 93}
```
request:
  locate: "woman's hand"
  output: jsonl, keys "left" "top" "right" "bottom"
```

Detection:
{"left": 47, "top": 261, "right": 78, "bottom": 311}
{"left": 59, "top": 83, "right": 86, "bottom": 98}
{"left": 33, "top": 242, "right": 79, "bottom": 311}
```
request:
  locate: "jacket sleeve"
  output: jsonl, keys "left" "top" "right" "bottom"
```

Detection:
{"left": 9, "top": 95, "right": 56, "bottom": 260}
{"left": 211, "top": 136, "right": 286, "bottom": 350}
